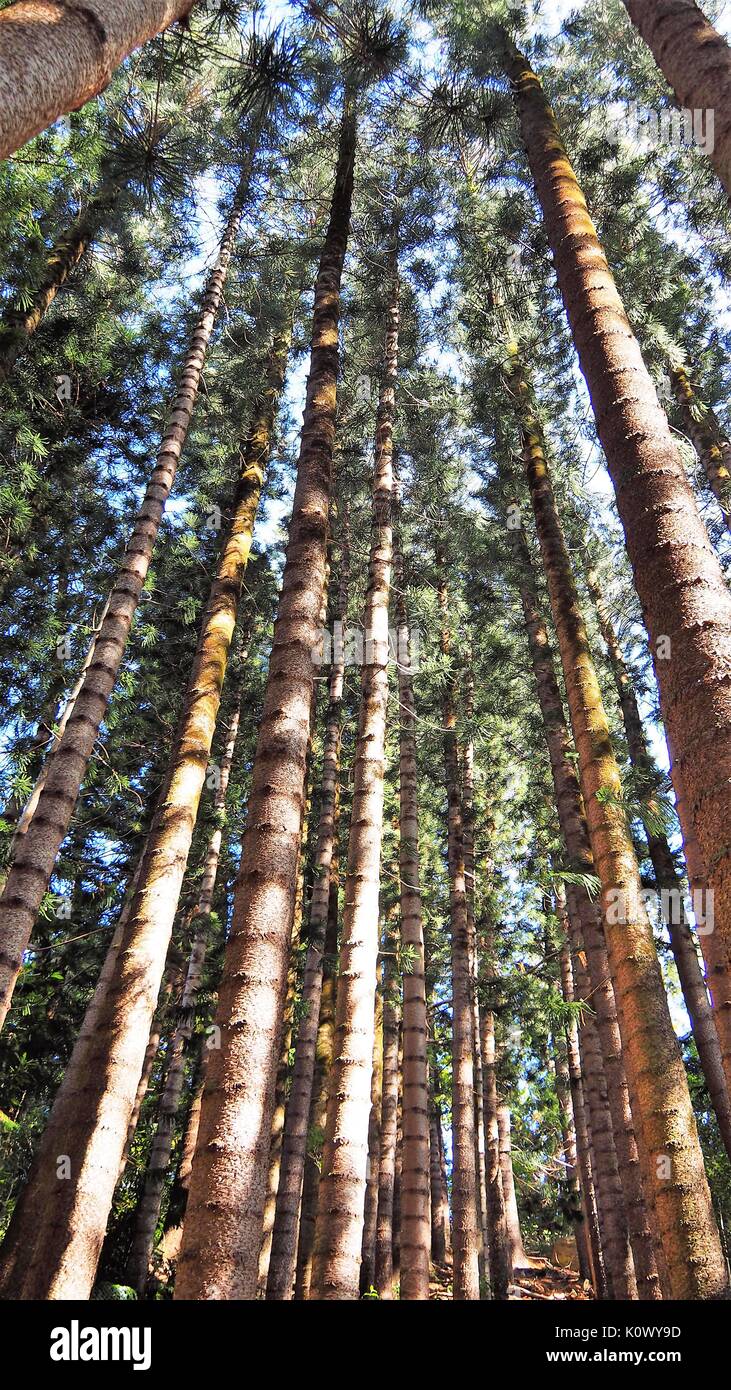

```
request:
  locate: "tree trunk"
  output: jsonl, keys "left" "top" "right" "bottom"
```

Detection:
{"left": 0, "top": 0, "right": 197, "bottom": 159}
{"left": 516, "top": 371, "right": 728, "bottom": 1299}
{"left": 671, "top": 364, "right": 731, "bottom": 526}
{"left": 621, "top": 0, "right": 731, "bottom": 200}
{"left": 1, "top": 309, "right": 285, "bottom": 1300}
{"left": 375, "top": 908, "right": 400, "bottom": 1300}
{"left": 126, "top": 692, "right": 243, "bottom": 1294}
{"left": 496, "top": 1106, "right": 526, "bottom": 1271}
{"left": 478, "top": 936, "right": 511, "bottom": 1298}
{"left": 266, "top": 514, "right": 349, "bottom": 1300}
{"left": 558, "top": 932, "right": 606, "bottom": 1297}
{"left": 393, "top": 520, "right": 431, "bottom": 1300}
{"left": 461, "top": 673, "right": 489, "bottom": 1288}
{"left": 175, "top": 92, "right": 358, "bottom": 1301}
{"left": 552, "top": 1028, "right": 594, "bottom": 1286}
{"left": 0, "top": 185, "right": 115, "bottom": 376}
{"left": 436, "top": 550, "right": 481, "bottom": 1301}
{"left": 428, "top": 1084, "right": 450, "bottom": 1267}
{"left": 0, "top": 160, "right": 254, "bottom": 1029}
{"left": 359, "top": 977, "right": 383, "bottom": 1297}
{"left": 311, "top": 244, "right": 398, "bottom": 1301}
{"left": 503, "top": 38, "right": 731, "bottom": 995}
{"left": 584, "top": 561, "right": 731, "bottom": 1161}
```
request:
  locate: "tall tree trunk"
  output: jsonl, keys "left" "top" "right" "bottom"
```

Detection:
{"left": 0, "top": 0, "right": 197, "bottom": 159}
{"left": 156, "top": 1040, "right": 207, "bottom": 1268}
{"left": 266, "top": 514, "right": 349, "bottom": 1300}
{"left": 311, "top": 244, "right": 399, "bottom": 1301}
{"left": 0, "top": 159, "right": 255, "bottom": 1029}
{"left": 552, "top": 1029, "right": 594, "bottom": 1286}
{"left": 294, "top": 884, "right": 339, "bottom": 1301}
{"left": 671, "top": 364, "right": 731, "bottom": 526}
{"left": 584, "top": 561, "right": 731, "bottom": 1160}
{"left": 429, "top": 1082, "right": 451, "bottom": 1267}
{"left": 176, "top": 92, "right": 358, "bottom": 1301}
{"left": 436, "top": 550, "right": 481, "bottom": 1301}
{"left": 496, "top": 1106, "right": 526, "bottom": 1272}
{"left": 1, "top": 313, "right": 286, "bottom": 1300}
{"left": 0, "top": 185, "right": 115, "bottom": 376}
{"left": 621, "top": 0, "right": 731, "bottom": 200}
{"left": 558, "top": 931, "right": 605, "bottom": 1297}
{"left": 479, "top": 925, "right": 511, "bottom": 1298}
{"left": 126, "top": 690, "right": 242, "bottom": 1294}
{"left": 507, "top": 511, "right": 651, "bottom": 1298}
{"left": 393, "top": 521, "right": 431, "bottom": 1300}
{"left": 461, "top": 674, "right": 489, "bottom": 1288}
{"left": 375, "top": 905, "right": 400, "bottom": 1299}
{"left": 359, "top": 975, "right": 384, "bottom": 1297}
{"left": 514, "top": 369, "right": 728, "bottom": 1299}
{"left": 502, "top": 38, "right": 731, "bottom": 986}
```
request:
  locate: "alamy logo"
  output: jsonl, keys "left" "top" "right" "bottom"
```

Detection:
{"left": 50, "top": 1320, "right": 151, "bottom": 1372}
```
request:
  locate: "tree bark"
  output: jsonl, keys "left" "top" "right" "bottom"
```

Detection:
{"left": 375, "top": 907, "right": 400, "bottom": 1299}
{"left": 311, "top": 244, "right": 398, "bottom": 1300}
{"left": 0, "top": 0, "right": 197, "bottom": 160}
{"left": 175, "top": 92, "right": 358, "bottom": 1301}
{"left": 671, "top": 364, "right": 731, "bottom": 526}
{"left": 0, "top": 160, "right": 254, "bottom": 1029}
{"left": 503, "top": 38, "right": 731, "bottom": 1003}
{"left": 621, "top": 0, "right": 731, "bottom": 200}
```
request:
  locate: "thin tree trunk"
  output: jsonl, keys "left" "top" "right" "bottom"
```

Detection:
{"left": 0, "top": 186, "right": 115, "bottom": 376}
{"left": 502, "top": 37, "right": 731, "bottom": 995}
{"left": 359, "top": 979, "right": 384, "bottom": 1298}
{"left": 1, "top": 311, "right": 285, "bottom": 1300}
{"left": 558, "top": 934, "right": 605, "bottom": 1297}
{"left": 497, "top": 1106, "right": 526, "bottom": 1271}
{"left": 311, "top": 243, "right": 399, "bottom": 1301}
{"left": 176, "top": 92, "right": 358, "bottom": 1301}
{"left": 428, "top": 1084, "right": 450, "bottom": 1267}
{"left": 0, "top": 160, "right": 255, "bottom": 1029}
{"left": 436, "top": 550, "right": 480, "bottom": 1301}
{"left": 479, "top": 929, "right": 511, "bottom": 1298}
{"left": 621, "top": 0, "right": 731, "bottom": 200}
{"left": 266, "top": 513, "right": 349, "bottom": 1300}
{"left": 584, "top": 561, "right": 731, "bottom": 1160}
{"left": 552, "top": 1028, "right": 594, "bottom": 1286}
{"left": 393, "top": 520, "right": 431, "bottom": 1300}
{"left": 671, "top": 364, "right": 731, "bottom": 526}
{"left": 0, "top": 0, "right": 197, "bottom": 160}
{"left": 507, "top": 512, "right": 649, "bottom": 1298}
{"left": 515, "top": 371, "right": 728, "bottom": 1299}
{"left": 375, "top": 906, "right": 400, "bottom": 1299}
{"left": 126, "top": 691, "right": 243, "bottom": 1293}
{"left": 461, "top": 673, "right": 489, "bottom": 1289}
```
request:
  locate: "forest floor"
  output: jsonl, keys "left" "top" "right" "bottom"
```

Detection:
{"left": 429, "top": 1258, "right": 593, "bottom": 1301}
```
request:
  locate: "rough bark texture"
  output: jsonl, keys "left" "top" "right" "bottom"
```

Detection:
{"left": 515, "top": 373, "right": 728, "bottom": 1299}
{"left": 504, "top": 40, "right": 731, "bottom": 1016}
{"left": 359, "top": 977, "right": 383, "bottom": 1297}
{"left": 436, "top": 551, "right": 481, "bottom": 1301}
{"left": 176, "top": 96, "right": 357, "bottom": 1301}
{"left": 0, "top": 0, "right": 196, "bottom": 159}
{"left": 126, "top": 693, "right": 242, "bottom": 1293}
{"left": 585, "top": 562, "right": 731, "bottom": 1160}
{"left": 558, "top": 931, "right": 606, "bottom": 1297}
{"left": 1, "top": 309, "right": 282, "bottom": 1300}
{"left": 622, "top": 0, "right": 731, "bottom": 200}
{"left": 478, "top": 927, "right": 511, "bottom": 1298}
{"left": 496, "top": 1106, "right": 526, "bottom": 1270}
{"left": 428, "top": 1084, "right": 451, "bottom": 1266}
{"left": 311, "top": 248, "right": 398, "bottom": 1300}
{"left": 0, "top": 165, "right": 252, "bottom": 1029}
{"left": 393, "top": 524, "right": 431, "bottom": 1300}
{"left": 266, "top": 517, "right": 349, "bottom": 1300}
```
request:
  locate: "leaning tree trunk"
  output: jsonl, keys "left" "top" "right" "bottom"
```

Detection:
{"left": 507, "top": 508, "right": 650, "bottom": 1298}
{"left": 621, "top": 0, "right": 731, "bottom": 201}
{"left": 1, "top": 316, "right": 287, "bottom": 1300}
{"left": 175, "top": 91, "right": 358, "bottom": 1302}
{"left": 392, "top": 519, "right": 431, "bottom": 1300}
{"left": 502, "top": 37, "right": 731, "bottom": 991}
{"left": 310, "top": 245, "right": 399, "bottom": 1301}
{"left": 496, "top": 1106, "right": 526, "bottom": 1272}
{"left": 584, "top": 560, "right": 731, "bottom": 1161}
{"left": 126, "top": 687, "right": 243, "bottom": 1294}
{"left": 670, "top": 364, "right": 731, "bottom": 527}
{"left": 515, "top": 371, "right": 728, "bottom": 1299}
{"left": 436, "top": 550, "right": 481, "bottom": 1301}
{"left": 266, "top": 514, "right": 349, "bottom": 1301}
{"left": 0, "top": 184, "right": 115, "bottom": 377}
{"left": 558, "top": 929, "right": 605, "bottom": 1297}
{"left": 0, "top": 0, "right": 197, "bottom": 159}
{"left": 0, "top": 158, "right": 255, "bottom": 1030}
